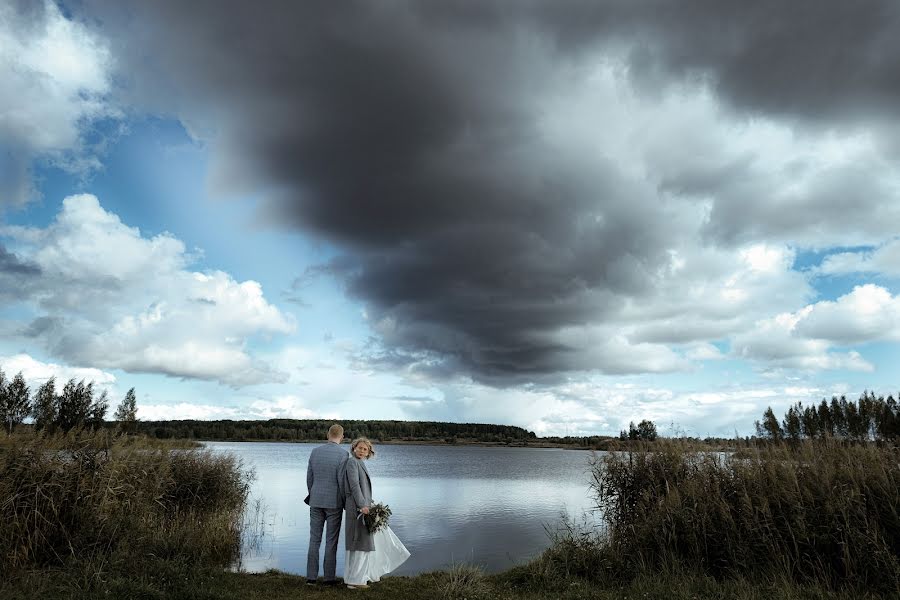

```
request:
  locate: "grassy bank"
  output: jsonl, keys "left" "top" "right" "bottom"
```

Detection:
{"left": 2, "top": 561, "right": 886, "bottom": 600}
{"left": 2, "top": 434, "right": 897, "bottom": 599}
{"left": 0, "top": 430, "right": 250, "bottom": 597}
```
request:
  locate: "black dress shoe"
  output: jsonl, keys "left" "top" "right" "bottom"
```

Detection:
{"left": 321, "top": 579, "right": 339, "bottom": 586}
{"left": 306, "top": 579, "right": 317, "bottom": 585}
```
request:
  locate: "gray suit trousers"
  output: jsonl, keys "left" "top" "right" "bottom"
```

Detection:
{"left": 307, "top": 506, "right": 343, "bottom": 581}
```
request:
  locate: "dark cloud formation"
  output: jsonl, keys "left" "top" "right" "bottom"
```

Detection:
{"left": 0, "top": 244, "right": 40, "bottom": 301}
{"left": 74, "top": 0, "right": 900, "bottom": 382}
{"left": 0, "top": 244, "right": 39, "bottom": 276}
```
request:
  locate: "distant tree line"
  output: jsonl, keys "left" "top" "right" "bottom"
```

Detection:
{"left": 131, "top": 418, "right": 537, "bottom": 443}
{"left": 756, "top": 391, "right": 900, "bottom": 442}
{"left": 0, "top": 365, "right": 138, "bottom": 435}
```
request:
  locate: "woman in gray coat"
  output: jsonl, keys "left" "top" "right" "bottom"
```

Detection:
{"left": 341, "top": 437, "right": 409, "bottom": 589}
{"left": 342, "top": 437, "right": 375, "bottom": 588}
{"left": 343, "top": 438, "right": 375, "bottom": 553}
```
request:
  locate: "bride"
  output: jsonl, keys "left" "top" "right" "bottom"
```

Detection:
{"left": 340, "top": 437, "right": 410, "bottom": 589}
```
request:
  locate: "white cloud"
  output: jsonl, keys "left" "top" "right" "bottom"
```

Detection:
{"left": 547, "top": 327, "right": 691, "bottom": 374}
{"left": 393, "top": 376, "right": 832, "bottom": 438}
{"left": 729, "top": 285, "right": 900, "bottom": 372}
{"left": 818, "top": 239, "right": 900, "bottom": 277}
{"left": 794, "top": 284, "right": 900, "bottom": 344}
{"left": 139, "top": 395, "right": 342, "bottom": 421}
{"left": 138, "top": 402, "right": 241, "bottom": 421}
{"left": 0, "top": 352, "right": 116, "bottom": 389}
{"left": 543, "top": 63, "right": 900, "bottom": 251}
{"left": 622, "top": 242, "right": 811, "bottom": 350}
{"left": 0, "top": 1, "right": 116, "bottom": 205}
{"left": 684, "top": 342, "right": 725, "bottom": 361}
{"left": 2, "top": 194, "right": 295, "bottom": 386}
{"left": 248, "top": 395, "right": 340, "bottom": 420}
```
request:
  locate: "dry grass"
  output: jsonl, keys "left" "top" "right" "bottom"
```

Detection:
{"left": 434, "top": 562, "right": 489, "bottom": 599}
{"left": 0, "top": 429, "right": 251, "bottom": 584}
{"left": 583, "top": 440, "right": 900, "bottom": 594}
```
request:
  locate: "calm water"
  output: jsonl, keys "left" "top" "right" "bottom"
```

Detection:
{"left": 204, "top": 442, "right": 598, "bottom": 576}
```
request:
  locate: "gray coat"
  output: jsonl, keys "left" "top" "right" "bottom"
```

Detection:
{"left": 306, "top": 442, "right": 348, "bottom": 509}
{"left": 341, "top": 456, "right": 374, "bottom": 552}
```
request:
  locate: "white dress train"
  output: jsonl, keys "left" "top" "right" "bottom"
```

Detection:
{"left": 345, "top": 525, "right": 410, "bottom": 586}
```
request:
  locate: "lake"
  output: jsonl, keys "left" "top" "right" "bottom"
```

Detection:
{"left": 204, "top": 442, "right": 599, "bottom": 576}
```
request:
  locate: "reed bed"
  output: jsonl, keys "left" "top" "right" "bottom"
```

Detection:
{"left": 0, "top": 430, "right": 251, "bottom": 584}
{"left": 545, "top": 440, "right": 900, "bottom": 594}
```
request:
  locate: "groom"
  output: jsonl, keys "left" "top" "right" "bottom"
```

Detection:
{"left": 305, "top": 423, "right": 347, "bottom": 586}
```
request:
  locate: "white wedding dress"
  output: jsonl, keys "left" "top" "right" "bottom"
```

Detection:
{"left": 345, "top": 525, "right": 410, "bottom": 586}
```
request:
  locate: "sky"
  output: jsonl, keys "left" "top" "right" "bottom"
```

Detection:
{"left": 2, "top": 1, "right": 900, "bottom": 437}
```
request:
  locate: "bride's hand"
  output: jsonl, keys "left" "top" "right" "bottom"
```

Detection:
{"left": 360, "top": 506, "right": 370, "bottom": 515}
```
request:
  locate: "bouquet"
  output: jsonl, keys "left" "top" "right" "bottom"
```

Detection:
{"left": 361, "top": 502, "right": 392, "bottom": 534}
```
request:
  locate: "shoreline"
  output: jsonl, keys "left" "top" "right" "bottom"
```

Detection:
{"left": 196, "top": 437, "right": 741, "bottom": 452}
{"left": 6, "top": 562, "right": 872, "bottom": 600}
{"left": 199, "top": 437, "right": 595, "bottom": 450}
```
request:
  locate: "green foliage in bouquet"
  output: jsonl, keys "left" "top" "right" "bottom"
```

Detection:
{"left": 363, "top": 502, "right": 392, "bottom": 534}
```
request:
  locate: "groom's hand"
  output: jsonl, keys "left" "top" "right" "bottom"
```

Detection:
{"left": 360, "top": 506, "right": 370, "bottom": 515}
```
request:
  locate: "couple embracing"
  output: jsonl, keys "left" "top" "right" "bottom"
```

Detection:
{"left": 306, "top": 424, "right": 410, "bottom": 589}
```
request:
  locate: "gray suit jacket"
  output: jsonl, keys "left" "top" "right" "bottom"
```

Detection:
{"left": 306, "top": 441, "right": 348, "bottom": 509}
{"left": 341, "top": 456, "right": 374, "bottom": 551}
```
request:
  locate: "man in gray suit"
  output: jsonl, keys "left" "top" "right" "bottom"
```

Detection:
{"left": 305, "top": 423, "right": 347, "bottom": 585}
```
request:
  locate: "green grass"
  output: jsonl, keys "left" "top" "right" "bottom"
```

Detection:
{"left": 1, "top": 565, "right": 884, "bottom": 600}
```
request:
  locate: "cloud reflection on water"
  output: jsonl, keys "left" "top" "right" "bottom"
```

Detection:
{"left": 210, "top": 442, "right": 597, "bottom": 575}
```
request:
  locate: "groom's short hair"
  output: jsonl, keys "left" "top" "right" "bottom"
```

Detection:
{"left": 327, "top": 424, "right": 344, "bottom": 440}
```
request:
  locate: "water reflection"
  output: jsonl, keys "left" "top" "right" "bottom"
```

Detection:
{"left": 206, "top": 442, "right": 597, "bottom": 575}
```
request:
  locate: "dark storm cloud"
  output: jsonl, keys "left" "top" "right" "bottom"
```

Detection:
{"left": 0, "top": 244, "right": 40, "bottom": 301}
{"left": 0, "top": 244, "right": 39, "bottom": 276}
{"left": 77, "top": 0, "right": 900, "bottom": 381}
{"left": 530, "top": 0, "right": 900, "bottom": 123}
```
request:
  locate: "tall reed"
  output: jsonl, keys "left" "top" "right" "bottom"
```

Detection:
{"left": 0, "top": 430, "right": 251, "bottom": 578}
{"left": 587, "top": 440, "right": 899, "bottom": 593}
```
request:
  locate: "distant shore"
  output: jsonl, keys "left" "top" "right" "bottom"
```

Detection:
{"left": 125, "top": 418, "right": 744, "bottom": 452}
{"left": 198, "top": 437, "right": 595, "bottom": 450}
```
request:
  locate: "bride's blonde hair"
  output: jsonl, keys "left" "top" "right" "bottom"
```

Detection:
{"left": 351, "top": 437, "right": 375, "bottom": 458}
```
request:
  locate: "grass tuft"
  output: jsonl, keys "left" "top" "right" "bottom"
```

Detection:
{"left": 435, "top": 562, "right": 489, "bottom": 599}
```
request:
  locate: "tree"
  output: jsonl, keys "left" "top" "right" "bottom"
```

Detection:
{"left": 817, "top": 399, "right": 834, "bottom": 438}
{"left": 757, "top": 407, "right": 783, "bottom": 440}
{"left": 57, "top": 379, "right": 94, "bottom": 433}
{"left": 627, "top": 421, "right": 639, "bottom": 441}
{"left": 834, "top": 396, "right": 849, "bottom": 438}
{"left": 32, "top": 378, "right": 57, "bottom": 432}
{"left": 783, "top": 405, "right": 802, "bottom": 441}
{"left": 1, "top": 372, "right": 31, "bottom": 434}
{"left": 114, "top": 388, "right": 138, "bottom": 433}
{"left": 0, "top": 370, "right": 7, "bottom": 433}
{"left": 86, "top": 389, "right": 109, "bottom": 430}
{"left": 845, "top": 401, "right": 863, "bottom": 441}
{"left": 800, "top": 404, "right": 819, "bottom": 439}
{"left": 636, "top": 419, "right": 658, "bottom": 441}
{"left": 880, "top": 395, "right": 899, "bottom": 440}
